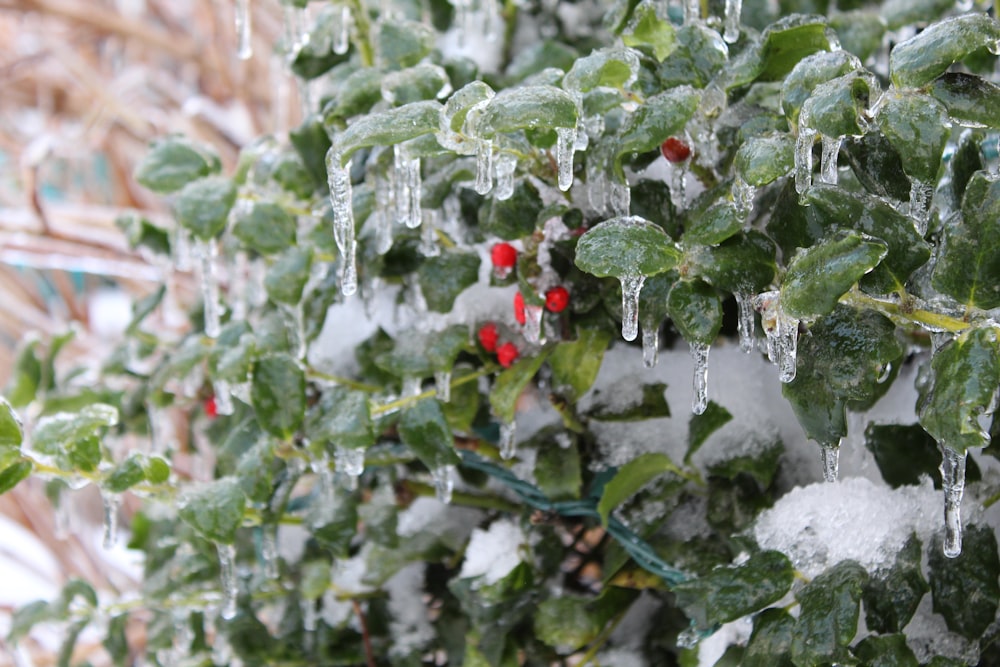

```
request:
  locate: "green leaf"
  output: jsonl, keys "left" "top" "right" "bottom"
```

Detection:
{"left": 877, "top": 90, "right": 950, "bottom": 184}
{"left": 382, "top": 63, "right": 451, "bottom": 106}
{"left": 851, "top": 634, "right": 919, "bottom": 667}
{"left": 683, "top": 202, "right": 743, "bottom": 247}
{"left": 506, "top": 41, "right": 579, "bottom": 82}
{"left": 674, "top": 551, "right": 794, "bottom": 628}
{"left": 115, "top": 213, "right": 171, "bottom": 256}
{"left": 689, "top": 231, "right": 777, "bottom": 293}
{"left": 928, "top": 73, "right": 1000, "bottom": 129}
{"left": 686, "top": 401, "right": 733, "bottom": 464}
{"left": 417, "top": 249, "right": 481, "bottom": 313}
{"left": 477, "top": 86, "right": 578, "bottom": 139}
{"left": 890, "top": 14, "right": 1000, "bottom": 89}
{"left": 8, "top": 600, "right": 55, "bottom": 644}
{"left": 790, "top": 560, "right": 867, "bottom": 666}
{"left": 377, "top": 19, "right": 436, "bottom": 69}
{"left": 174, "top": 176, "right": 238, "bottom": 241}
{"left": 734, "top": 132, "right": 795, "bottom": 186}
{"left": 332, "top": 101, "right": 442, "bottom": 164}
{"left": 597, "top": 452, "right": 686, "bottom": 525}
{"left": 780, "top": 231, "right": 887, "bottom": 320}
{"left": 534, "top": 589, "right": 634, "bottom": 654}
{"left": 134, "top": 136, "right": 220, "bottom": 193}
{"left": 657, "top": 23, "right": 729, "bottom": 89}
{"left": 375, "top": 326, "right": 468, "bottom": 379}
{"left": 142, "top": 456, "right": 170, "bottom": 485}
{"left": 0, "top": 398, "right": 23, "bottom": 461}
{"left": 251, "top": 354, "right": 306, "bottom": 440}
{"left": 828, "top": 10, "right": 886, "bottom": 63}
{"left": 479, "top": 180, "right": 543, "bottom": 239}
{"left": 575, "top": 215, "right": 682, "bottom": 278}
{"left": 588, "top": 381, "right": 670, "bottom": 421}
{"left": 232, "top": 202, "right": 296, "bottom": 255}
{"left": 0, "top": 461, "right": 32, "bottom": 495}
{"left": 865, "top": 423, "right": 981, "bottom": 490}
{"left": 563, "top": 47, "right": 640, "bottom": 92}
{"left": 616, "top": 86, "right": 701, "bottom": 162}
{"left": 398, "top": 398, "right": 461, "bottom": 469}
{"left": 6, "top": 341, "right": 41, "bottom": 408}
{"left": 265, "top": 246, "right": 312, "bottom": 306}
{"left": 33, "top": 404, "right": 119, "bottom": 472}
{"left": 440, "top": 81, "right": 495, "bottom": 135}
{"left": 105, "top": 454, "right": 146, "bottom": 493}
{"left": 622, "top": 3, "right": 676, "bottom": 62}
{"left": 743, "top": 608, "right": 796, "bottom": 667}
{"left": 289, "top": 115, "right": 332, "bottom": 190}
{"left": 880, "top": 0, "right": 954, "bottom": 31}
{"left": 306, "top": 386, "right": 374, "bottom": 453}
{"left": 178, "top": 477, "right": 246, "bottom": 545}
{"left": 706, "top": 432, "right": 784, "bottom": 489}
{"left": 932, "top": 171, "right": 1000, "bottom": 309}
{"left": 103, "top": 614, "right": 129, "bottom": 665}
{"left": 759, "top": 14, "right": 836, "bottom": 82}
{"left": 549, "top": 328, "right": 612, "bottom": 401}
{"left": 323, "top": 68, "right": 385, "bottom": 123}
{"left": 800, "top": 70, "right": 878, "bottom": 138}
{"left": 863, "top": 534, "right": 928, "bottom": 634}
{"left": 529, "top": 426, "right": 582, "bottom": 501}
{"left": 308, "top": 486, "right": 359, "bottom": 557}
{"left": 928, "top": 524, "right": 1000, "bottom": 639}
{"left": 780, "top": 50, "right": 861, "bottom": 128}
{"left": 489, "top": 349, "right": 551, "bottom": 423}
{"left": 840, "top": 132, "right": 911, "bottom": 202}
{"left": 666, "top": 279, "right": 723, "bottom": 345}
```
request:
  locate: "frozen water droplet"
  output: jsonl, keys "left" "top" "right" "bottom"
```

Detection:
{"left": 723, "top": 0, "right": 741, "bottom": 43}
{"left": 819, "top": 135, "right": 841, "bottom": 185}
{"left": 736, "top": 291, "right": 755, "bottom": 353}
{"left": 522, "top": 303, "right": 545, "bottom": 344}
{"left": 683, "top": 0, "right": 700, "bottom": 24}
{"left": 213, "top": 378, "right": 236, "bottom": 416}
{"left": 732, "top": 175, "right": 755, "bottom": 218}
{"left": 194, "top": 238, "right": 222, "bottom": 338}
{"left": 642, "top": 325, "right": 659, "bottom": 368}
{"left": 333, "top": 5, "right": 351, "bottom": 55}
{"left": 101, "top": 491, "right": 121, "bottom": 549}
{"left": 610, "top": 180, "right": 631, "bottom": 216}
{"left": 690, "top": 341, "right": 710, "bottom": 415}
{"left": 217, "top": 542, "right": 238, "bottom": 620}
{"left": 494, "top": 153, "right": 517, "bottom": 200}
{"left": 941, "top": 445, "right": 966, "bottom": 558}
{"left": 820, "top": 443, "right": 840, "bottom": 482}
{"left": 235, "top": 0, "right": 253, "bottom": 60}
{"left": 499, "top": 420, "right": 517, "bottom": 460}
{"left": 326, "top": 149, "right": 358, "bottom": 296}
{"left": 335, "top": 446, "right": 365, "bottom": 490}
{"left": 619, "top": 274, "right": 646, "bottom": 342}
{"left": 795, "top": 127, "right": 816, "bottom": 195}
{"left": 432, "top": 465, "right": 455, "bottom": 503}
{"left": 556, "top": 126, "right": 576, "bottom": 191}
{"left": 261, "top": 527, "right": 279, "bottom": 578}
{"left": 435, "top": 370, "right": 452, "bottom": 403}
{"left": 475, "top": 140, "right": 494, "bottom": 195}
{"left": 909, "top": 179, "right": 933, "bottom": 236}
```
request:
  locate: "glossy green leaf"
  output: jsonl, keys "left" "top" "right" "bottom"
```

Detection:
{"left": 616, "top": 86, "right": 700, "bottom": 161}
{"left": 289, "top": 115, "right": 332, "bottom": 190}
{"left": 549, "top": 328, "right": 612, "bottom": 401}
{"left": 780, "top": 231, "right": 887, "bottom": 320}
{"left": 440, "top": 81, "right": 494, "bottom": 136}
{"left": 657, "top": 23, "right": 729, "bottom": 89}
{"left": 0, "top": 460, "right": 32, "bottom": 496}
{"left": 865, "top": 423, "right": 981, "bottom": 490}
{"left": 105, "top": 454, "right": 146, "bottom": 493}
{"left": 33, "top": 404, "right": 119, "bottom": 463}
{"left": 0, "top": 399, "right": 23, "bottom": 462}
{"left": 800, "top": 71, "right": 877, "bottom": 138}
{"left": 622, "top": 3, "right": 676, "bottom": 62}
{"left": 398, "top": 398, "right": 461, "bottom": 469}
{"left": 479, "top": 180, "right": 543, "bottom": 239}
{"left": 534, "top": 589, "right": 635, "bottom": 653}
{"left": 306, "top": 386, "right": 374, "bottom": 453}
{"left": 928, "top": 524, "right": 1000, "bottom": 639}
{"left": 265, "top": 246, "right": 312, "bottom": 306}
{"left": 174, "top": 176, "right": 237, "bottom": 240}
{"left": 863, "top": 534, "right": 928, "bottom": 634}
{"left": 683, "top": 201, "right": 741, "bottom": 247}
{"left": 841, "top": 132, "right": 912, "bottom": 202}
{"left": 232, "top": 202, "right": 296, "bottom": 255}
{"left": 829, "top": 10, "right": 886, "bottom": 62}
{"left": 759, "top": 14, "right": 836, "bottom": 82}
{"left": 382, "top": 64, "right": 451, "bottom": 106}
{"left": 9, "top": 600, "right": 55, "bottom": 645}
{"left": 877, "top": 90, "right": 949, "bottom": 183}
{"left": 332, "top": 101, "right": 442, "bottom": 164}
{"left": 489, "top": 349, "right": 550, "bottom": 424}
{"left": 686, "top": 401, "right": 733, "bottom": 464}
{"left": 134, "top": 136, "right": 220, "bottom": 194}
{"left": 918, "top": 327, "right": 1000, "bottom": 454}
{"left": 251, "top": 354, "right": 306, "bottom": 440}
{"left": 928, "top": 73, "right": 1000, "bottom": 129}
{"left": 734, "top": 132, "right": 795, "bottom": 186}
{"left": 308, "top": 486, "right": 359, "bottom": 557}
{"left": 529, "top": 426, "right": 581, "bottom": 501}
{"left": 933, "top": 171, "right": 1000, "bottom": 309}
{"left": 597, "top": 452, "right": 686, "bottom": 524}
{"left": 563, "top": 47, "right": 640, "bottom": 92}
{"left": 880, "top": 0, "right": 954, "bottom": 31}
{"left": 890, "top": 14, "right": 1000, "bottom": 89}
{"left": 417, "top": 249, "right": 481, "bottom": 313}
{"left": 666, "top": 278, "right": 723, "bottom": 345}
{"left": 323, "top": 68, "right": 385, "bottom": 124}
{"left": 142, "top": 456, "right": 170, "bottom": 485}
{"left": 575, "top": 215, "right": 682, "bottom": 278}
{"left": 477, "top": 86, "right": 578, "bottom": 139}
{"left": 375, "top": 327, "right": 468, "bottom": 379}
{"left": 674, "top": 551, "right": 794, "bottom": 628}
{"left": 376, "top": 19, "right": 436, "bottom": 69}
{"left": 689, "top": 231, "right": 777, "bottom": 293}
{"left": 790, "top": 560, "right": 867, "bottom": 666}
{"left": 178, "top": 477, "right": 246, "bottom": 544}
{"left": 851, "top": 634, "right": 919, "bottom": 667}
{"left": 743, "top": 608, "right": 796, "bottom": 667}
{"left": 781, "top": 48, "right": 862, "bottom": 127}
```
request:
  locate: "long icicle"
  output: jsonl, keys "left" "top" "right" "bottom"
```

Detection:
{"left": 690, "top": 341, "right": 710, "bottom": 414}
{"left": 326, "top": 148, "right": 358, "bottom": 296}
{"left": 941, "top": 445, "right": 967, "bottom": 558}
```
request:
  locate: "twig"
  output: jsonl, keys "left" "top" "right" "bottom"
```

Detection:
{"left": 352, "top": 599, "right": 377, "bottom": 667}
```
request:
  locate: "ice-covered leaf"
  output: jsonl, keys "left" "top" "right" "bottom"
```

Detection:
{"left": 564, "top": 47, "right": 640, "bottom": 92}
{"left": 331, "top": 101, "right": 442, "bottom": 165}
{"left": 309, "top": 486, "right": 358, "bottom": 557}
{"left": 0, "top": 399, "right": 23, "bottom": 461}
{"left": 862, "top": 534, "right": 928, "bottom": 634}
{"left": 918, "top": 327, "right": 1000, "bottom": 454}
{"left": 685, "top": 401, "right": 733, "bottom": 464}
{"left": 928, "top": 73, "right": 1000, "bottom": 129}
{"left": 933, "top": 172, "right": 1000, "bottom": 309}
{"left": 306, "top": 386, "right": 374, "bottom": 453}
{"left": 780, "top": 231, "right": 887, "bottom": 320}
{"left": 734, "top": 132, "right": 795, "bottom": 186}
{"left": 417, "top": 249, "right": 480, "bottom": 313}
{"left": 781, "top": 50, "right": 861, "bottom": 127}
{"left": 851, "top": 634, "right": 919, "bottom": 667}
{"left": 134, "top": 136, "right": 220, "bottom": 194}
{"left": 476, "top": 86, "right": 578, "bottom": 139}
{"left": 657, "top": 23, "right": 729, "bottom": 89}
{"left": 174, "top": 176, "right": 237, "bottom": 241}
{"left": 105, "top": 454, "right": 146, "bottom": 493}
{"left": 375, "top": 327, "right": 468, "bottom": 379}
{"left": 323, "top": 68, "right": 385, "bottom": 124}
{"left": 841, "top": 133, "right": 911, "bottom": 202}
{"left": 529, "top": 426, "right": 581, "bottom": 501}
{"left": 616, "top": 86, "right": 700, "bottom": 163}
{"left": 398, "top": 398, "right": 460, "bottom": 469}
{"left": 34, "top": 404, "right": 118, "bottom": 472}
{"left": 877, "top": 91, "right": 949, "bottom": 184}
{"left": 622, "top": 3, "right": 676, "bottom": 62}
{"left": 178, "top": 477, "right": 246, "bottom": 545}
{"left": 682, "top": 201, "right": 742, "bottom": 247}
{"left": 265, "top": 246, "right": 312, "bottom": 306}
{"left": 800, "top": 71, "right": 878, "bottom": 138}
{"left": 865, "top": 423, "right": 981, "bottom": 490}
{"left": 382, "top": 64, "right": 451, "bottom": 106}
{"left": 829, "top": 10, "right": 886, "bottom": 63}
{"left": 928, "top": 524, "right": 1000, "bottom": 639}
{"left": 666, "top": 279, "right": 723, "bottom": 345}
{"left": 575, "top": 215, "right": 681, "bottom": 278}
{"left": 742, "top": 608, "right": 796, "bottom": 667}
{"left": 890, "top": 14, "right": 1000, "bottom": 90}
{"left": 289, "top": 115, "right": 332, "bottom": 190}
{"left": 588, "top": 382, "right": 670, "bottom": 422}
{"left": 880, "top": 0, "right": 954, "bottom": 31}
{"left": 790, "top": 560, "right": 867, "bottom": 666}
{"left": 758, "top": 14, "right": 836, "bottom": 82}
{"left": 549, "top": 328, "right": 612, "bottom": 401}
{"left": 376, "top": 19, "right": 436, "bottom": 69}
{"left": 597, "top": 452, "right": 686, "bottom": 525}
{"left": 689, "top": 231, "right": 777, "bottom": 293}
{"left": 251, "top": 354, "right": 306, "bottom": 440}
{"left": 490, "top": 349, "right": 550, "bottom": 424}
{"left": 674, "top": 551, "right": 794, "bottom": 628}
{"left": 233, "top": 202, "right": 296, "bottom": 256}
{"left": 0, "top": 461, "right": 32, "bottom": 496}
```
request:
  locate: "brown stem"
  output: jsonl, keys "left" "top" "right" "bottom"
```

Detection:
{"left": 352, "top": 599, "right": 377, "bottom": 667}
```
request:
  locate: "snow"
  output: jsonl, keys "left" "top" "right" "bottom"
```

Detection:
{"left": 386, "top": 563, "right": 435, "bottom": 657}
{"left": 458, "top": 518, "right": 526, "bottom": 585}
{"left": 696, "top": 618, "right": 753, "bottom": 667}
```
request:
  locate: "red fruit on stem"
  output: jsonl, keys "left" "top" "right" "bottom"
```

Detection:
{"left": 513, "top": 291, "right": 526, "bottom": 325}
{"left": 204, "top": 396, "right": 218, "bottom": 419}
{"left": 661, "top": 137, "right": 691, "bottom": 163}
{"left": 545, "top": 286, "right": 570, "bottom": 313}
{"left": 478, "top": 323, "right": 499, "bottom": 352}
{"left": 491, "top": 242, "right": 518, "bottom": 268}
{"left": 497, "top": 342, "right": 519, "bottom": 368}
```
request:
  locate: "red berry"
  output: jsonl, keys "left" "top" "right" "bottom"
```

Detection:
{"left": 491, "top": 242, "right": 517, "bottom": 268}
{"left": 545, "top": 286, "right": 570, "bottom": 313}
{"left": 513, "top": 291, "right": 526, "bottom": 325}
{"left": 204, "top": 396, "right": 218, "bottom": 419}
{"left": 478, "top": 323, "right": 499, "bottom": 352}
{"left": 497, "top": 342, "right": 519, "bottom": 368}
{"left": 661, "top": 137, "right": 691, "bottom": 163}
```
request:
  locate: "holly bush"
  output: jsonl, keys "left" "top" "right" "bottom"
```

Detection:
{"left": 5, "top": 0, "right": 1000, "bottom": 664}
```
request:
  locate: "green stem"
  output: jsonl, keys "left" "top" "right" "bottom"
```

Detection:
{"left": 576, "top": 608, "right": 629, "bottom": 666}
{"left": 403, "top": 479, "right": 521, "bottom": 513}
{"left": 307, "top": 369, "right": 382, "bottom": 392}
{"left": 370, "top": 367, "right": 495, "bottom": 416}
{"left": 348, "top": 0, "right": 375, "bottom": 67}
{"left": 840, "top": 290, "right": 970, "bottom": 334}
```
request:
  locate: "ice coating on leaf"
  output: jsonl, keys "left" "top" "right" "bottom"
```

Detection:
{"left": 432, "top": 464, "right": 455, "bottom": 503}
{"left": 194, "top": 238, "right": 221, "bottom": 338}
{"left": 620, "top": 274, "right": 645, "bottom": 342}
{"left": 217, "top": 542, "right": 238, "bottom": 620}
{"left": 735, "top": 291, "right": 755, "bottom": 353}
{"left": 556, "top": 126, "right": 576, "bottom": 191}
{"left": 723, "top": 0, "right": 741, "bottom": 43}
{"left": 795, "top": 126, "right": 816, "bottom": 194}
{"left": 909, "top": 179, "right": 933, "bottom": 235}
{"left": 261, "top": 527, "right": 279, "bottom": 578}
{"left": 335, "top": 445, "right": 366, "bottom": 490}
{"left": 499, "top": 420, "right": 516, "bottom": 460}
{"left": 213, "top": 378, "right": 235, "bottom": 416}
{"left": 819, "top": 135, "right": 841, "bottom": 184}
{"left": 820, "top": 442, "right": 839, "bottom": 482}
{"left": 522, "top": 303, "right": 545, "bottom": 344}
{"left": 642, "top": 326, "right": 658, "bottom": 368}
{"left": 754, "top": 291, "right": 798, "bottom": 382}
{"left": 435, "top": 370, "right": 451, "bottom": 403}
{"left": 333, "top": 5, "right": 351, "bottom": 55}
{"left": 101, "top": 491, "right": 121, "bottom": 549}
{"left": 235, "top": 0, "right": 252, "bottom": 60}
{"left": 941, "top": 445, "right": 966, "bottom": 558}
{"left": 731, "top": 175, "right": 755, "bottom": 218}
{"left": 326, "top": 148, "right": 358, "bottom": 296}
{"left": 494, "top": 152, "right": 516, "bottom": 200}
{"left": 690, "top": 341, "right": 710, "bottom": 415}
{"left": 610, "top": 181, "right": 631, "bottom": 216}
{"left": 475, "top": 139, "right": 493, "bottom": 194}
{"left": 402, "top": 376, "right": 423, "bottom": 398}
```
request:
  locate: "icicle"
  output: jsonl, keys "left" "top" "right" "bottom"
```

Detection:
{"left": 406, "top": 156, "right": 422, "bottom": 229}
{"left": 499, "top": 420, "right": 517, "bottom": 460}
{"left": 556, "top": 126, "right": 576, "bottom": 191}
{"left": 587, "top": 158, "right": 609, "bottom": 212}
{"left": 723, "top": 0, "right": 741, "bottom": 43}
{"left": 475, "top": 139, "right": 494, "bottom": 194}
{"left": 235, "top": 0, "right": 253, "bottom": 60}
{"left": 669, "top": 165, "right": 687, "bottom": 210}
{"left": 54, "top": 493, "right": 71, "bottom": 540}
{"left": 755, "top": 291, "right": 798, "bottom": 382}
{"left": 820, "top": 443, "right": 840, "bottom": 482}
{"left": 494, "top": 153, "right": 517, "bottom": 200}
{"left": 261, "top": 527, "right": 279, "bottom": 578}
{"left": 453, "top": 0, "right": 472, "bottom": 47}
{"left": 736, "top": 291, "right": 755, "bottom": 353}
{"left": 483, "top": 0, "right": 499, "bottom": 41}
{"left": 619, "top": 274, "right": 645, "bottom": 342}
{"left": 213, "top": 378, "right": 236, "bottom": 416}
{"left": 419, "top": 209, "right": 439, "bottom": 257}
{"left": 610, "top": 181, "right": 631, "bottom": 216}
{"left": 435, "top": 370, "right": 451, "bottom": 402}
{"left": 101, "top": 491, "right": 121, "bottom": 549}
{"left": 374, "top": 179, "right": 394, "bottom": 254}
{"left": 326, "top": 149, "right": 358, "bottom": 296}
{"left": 690, "top": 342, "right": 710, "bottom": 415}
{"left": 333, "top": 5, "right": 351, "bottom": 55}
{"left": 431, "top": 465, "right": 455, "bottom": 503}
{"left": 522, "top": 303, "right": 545, "bottom": 344}
{"left": 174, "top": 226, "right": 193, "bottom": 272}
{"left": 217, "top": 542, "right": 238, "bottom": 620}
{"left": 819, "top": 135, "right": 841, "bottom": 184}
{"left": 393, "top": 145, "right": 422, "bottom": 228}
{"left": 302, "top": 598, "right": 318, "bottom": 633}
{"left": 334, "top": 446, "right": 365, "bottom": 490}
{"left": 732, "top": 175, "right": 755, "bottom": 218}
{"left": 148, "top": 402, "right": 176, "bottom": 455}
{"left": 642, "top": 325, "right": 659, "bottom": 368}
{"left": 683, "top": 0, "right": 700, "bottom": 24}
{"left": 909, "top": 179, "right": 933, "bottom": 236}
{"left": 795, "top": 127, "right": 816, "bottom": 195}
{"left": 194, "top": 238, "right": 222, "bottom": 338}
{"left": 941, "top": 445, "right": 966, "bottom": 558}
